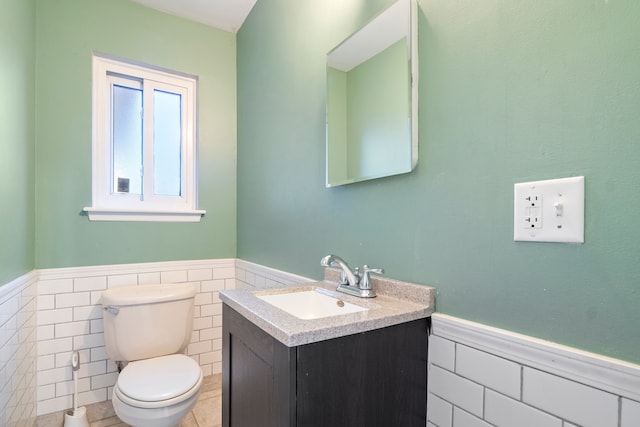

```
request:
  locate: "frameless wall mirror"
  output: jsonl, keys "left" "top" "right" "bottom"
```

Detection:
{"left": 326, "top": 0, "right": 418, "bottom": 187}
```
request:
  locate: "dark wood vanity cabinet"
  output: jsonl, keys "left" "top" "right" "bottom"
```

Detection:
{"left": 222, "top": 304, "right": 429, "bottom": 427}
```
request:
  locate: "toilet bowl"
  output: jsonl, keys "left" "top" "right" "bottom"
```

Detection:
{"left": 101, "top": 284, "right": 202, "bottom": 427}
{"left": 111, "top": 354, "right": 203, "bottom": 427}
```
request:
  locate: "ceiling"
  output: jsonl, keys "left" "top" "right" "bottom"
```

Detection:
{"left": 131, "top": 0, "right": 257, "bottom": 33}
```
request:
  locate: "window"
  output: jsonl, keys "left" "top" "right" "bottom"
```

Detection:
{"left": 84, "top": 54, "right": 204, "bottom": 222}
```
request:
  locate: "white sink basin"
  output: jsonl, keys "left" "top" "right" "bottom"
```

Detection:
{"left": 256, "top": 288, "right": 367, "bottom": 320}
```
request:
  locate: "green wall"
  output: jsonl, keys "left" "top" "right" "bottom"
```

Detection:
{"left": 326, "top": 67, "right": 348, "bottom": 183}
{"left": 237, "top": 0, "right": 640, "bottom": 363}
{"left": 347, "top": 39, "right": 410, "bottom": 180}
{"left": 0, "top": 0, "right": 36, "bottom": 284}
{"left": 34, "top": 0, "right": 237, "bottom": 268}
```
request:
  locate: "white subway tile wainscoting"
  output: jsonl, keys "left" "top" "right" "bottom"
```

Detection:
{"left": 0, "top": 271, "right": 38, "bottom": 427}
{"left": 35, "top": 259, "right": 237, "bottom": 417}
{"left": 428, "top": 313, "right": 640, "bottom": 427}
{"left": 2, "top": 260, "right": 640, "bottom": 426}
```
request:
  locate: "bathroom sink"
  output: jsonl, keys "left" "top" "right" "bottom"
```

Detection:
{"left": 256, "top": 288, "right": 367, "bottom": 320}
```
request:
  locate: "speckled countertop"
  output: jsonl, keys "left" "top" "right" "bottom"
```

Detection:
{"left": 219, "top": 270, "right": 435, "bottom": 347}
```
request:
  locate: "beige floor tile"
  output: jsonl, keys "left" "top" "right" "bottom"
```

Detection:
{"left": 180, "top": 411, "right": 199, "bottom": 427}
{"left": 199, "top": 387, "right": 222, "bottom": 401}
{"left": 192, "top": 397, "right": 222, "bottom": 427}
{"left": 36, "top": 374, "right": 222, "bottom": 427}
{"left": 86, "top": 400, "right": 118, "bottom": 422}
{"left": 201, "top": 374, "right": 222, "bottom": 393}
{"left": 36, "top": 411, "right": 63, "bottom": 427}
{"left": 90, "top": 417, "right": 130, "bottom": 427}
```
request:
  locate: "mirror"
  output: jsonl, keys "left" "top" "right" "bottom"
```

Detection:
{"left": 326, "top": 0, "right": 418, "bottom": 187}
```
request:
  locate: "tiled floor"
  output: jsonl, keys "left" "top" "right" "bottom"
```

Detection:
{"left": 179, "top": 374, "right": 222, "bottom": 427}
{"left": 36, "top": 374, "right": 221, "bottom": 427}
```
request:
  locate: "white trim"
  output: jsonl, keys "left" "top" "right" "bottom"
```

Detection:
{"left": 83, "top": 207, "right": 205, "bottom": 222}
{"left": 431, "top": 313, "right": 640, "bottom": 402}
{"left": 0, "top": 270, "right": 38, "bottom": 305}
{"left": 38, "top": 258, "right": 235, "bottom": 281}
{"left": 235, "top": 259, "right": 314, "bottom": 285}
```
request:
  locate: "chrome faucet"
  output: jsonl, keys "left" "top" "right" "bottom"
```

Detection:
{"left": 320, "top": 255, "right": 383, "bottom": 298}
{"left": 320, "top": 254, "right": 360, "bottom": 287}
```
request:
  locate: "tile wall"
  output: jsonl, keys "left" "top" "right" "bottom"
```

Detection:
{"left": 234, "top": 259, "right": 313, "bottom": 290}
{"left": 3, "top": 260, "right": 639, "bottom": 425}
{"left": 35, "top": 259, "right": 236, "bottom": 416}
{"left": 0, "top": 271, "right": 38, "bottom": 427}
{"left": 428, "top": 313, "right": 640, "bottom": 427}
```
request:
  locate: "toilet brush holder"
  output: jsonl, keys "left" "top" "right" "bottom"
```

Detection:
{"left": 64, "top": 406, "right": 89, "bottom": 427}
{"left": 64, "top": 351, "right": 89, "bottom": 427}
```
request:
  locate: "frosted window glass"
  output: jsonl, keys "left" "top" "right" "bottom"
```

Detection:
{"left": 153, "top": 89, "right": 182, "bottom": 196}
{"left": 112, "top": 85, "right": 142, "bottom": 194}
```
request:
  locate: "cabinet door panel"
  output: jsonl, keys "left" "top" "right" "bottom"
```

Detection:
{"left": 229, "top": 334, "right": 274, "bottom": 426}
{"left": 222, "top": 305, "right": 295, "bottom": 427}
{"left": 296, "top": 318, "right": 428, "bottom": 427}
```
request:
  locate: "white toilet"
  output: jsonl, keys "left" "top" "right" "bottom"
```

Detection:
{"left": 101, "top": 283, "right": 203, "bottom": 427}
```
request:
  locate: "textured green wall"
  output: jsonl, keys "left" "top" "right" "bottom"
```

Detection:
{"left": 237, "top": 0, "right": 640, "bottom": 363}
{"left": 0, "top": 0, "right": 36, "bottom": 284}
{"left": 35, "top": 0, "right": 237, "bottom": 268}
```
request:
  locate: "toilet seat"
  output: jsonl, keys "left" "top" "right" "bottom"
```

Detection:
{"left": 114, "top": 354, "right": 202, "bottom": 409}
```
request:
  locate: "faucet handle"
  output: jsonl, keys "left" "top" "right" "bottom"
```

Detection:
{"left": 360, "top": 265, "right": 384, "bottom": 289}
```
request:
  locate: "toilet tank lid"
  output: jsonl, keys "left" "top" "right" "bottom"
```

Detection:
{"left": 100, "top": 283, "right": 196, "bottom": 306}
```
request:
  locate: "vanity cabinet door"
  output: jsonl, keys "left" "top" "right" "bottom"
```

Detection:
{"left": 296, "top": 318, "right": 428, "bottom": 427}
{"left": 222, "top": 305, "right": 296, "bottom": 427}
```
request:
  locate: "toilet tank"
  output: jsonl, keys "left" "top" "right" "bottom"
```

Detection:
{"left": 101, "top": 283, "right": 196, "bottom": 362}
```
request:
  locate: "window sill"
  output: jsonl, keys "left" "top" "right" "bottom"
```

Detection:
{"left": 83, "top": 207, "right": 206, "bottom": 222}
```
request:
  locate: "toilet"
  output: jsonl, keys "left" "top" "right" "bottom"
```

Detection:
{"left": 101, "top": 283, "right": 203, "bottom": 427}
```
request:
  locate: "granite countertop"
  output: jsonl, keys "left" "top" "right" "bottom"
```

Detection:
{"left": 219, "top": 272, "right": 435, "bottom": 347}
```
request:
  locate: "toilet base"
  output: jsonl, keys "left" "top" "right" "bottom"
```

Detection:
{"left": 111, "top": 385, "right": 200, "bottom": 427}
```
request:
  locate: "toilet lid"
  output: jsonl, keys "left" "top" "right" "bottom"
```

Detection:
{"left": 118, "top": 354, "right": 201, "bottom": 402}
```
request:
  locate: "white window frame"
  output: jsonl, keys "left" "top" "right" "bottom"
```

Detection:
{"left": 84, "top": 54, "right": 205, "bottom": 222}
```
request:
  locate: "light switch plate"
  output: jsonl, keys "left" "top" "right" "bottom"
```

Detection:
{"left": 514, "top": 176, "right": 585, "bottom": 243}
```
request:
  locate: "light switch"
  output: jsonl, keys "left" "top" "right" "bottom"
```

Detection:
{"left": 514, "top": 176, "right": 584, "bottom": 243}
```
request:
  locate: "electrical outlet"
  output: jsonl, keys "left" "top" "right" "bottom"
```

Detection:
{"left": 525, "top": 194, "right": 541, "bottom": 207}
{"left": 524, "top": 194, "right": 542, "bottom": 229}
{"left": 514, "top": 177, "right": 585, "bottom": 243}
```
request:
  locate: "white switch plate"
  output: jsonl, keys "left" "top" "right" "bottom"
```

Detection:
{"left": 514, "top": 176, "right": 585, "bottom": 243}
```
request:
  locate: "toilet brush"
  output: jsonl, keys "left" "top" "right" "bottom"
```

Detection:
{"left": 72, "top": 351, "right": 79, "bottom": 413}
{"left": 64, "top": 351, "right": 89, "bottom": 427}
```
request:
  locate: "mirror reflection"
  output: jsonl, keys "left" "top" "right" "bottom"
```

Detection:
{"left": 326, "top": 0, "right": 417, "bottom": 187}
